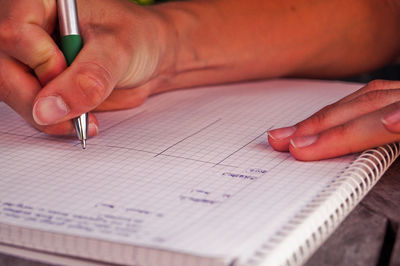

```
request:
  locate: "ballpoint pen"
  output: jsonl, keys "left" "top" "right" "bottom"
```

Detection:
{"left": 57, "top": 0, "right": 88, "bottom": 149}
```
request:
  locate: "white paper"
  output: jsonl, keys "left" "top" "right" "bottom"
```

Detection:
{"left": 0, "top": 79, "right": 362, "bottom": 262}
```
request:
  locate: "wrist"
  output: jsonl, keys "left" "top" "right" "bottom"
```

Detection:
{"left": 143, "top": 4, "right": 182, "bottom": 95}
{"left": 149, "top": 2, "right": 229, "bottom": 93}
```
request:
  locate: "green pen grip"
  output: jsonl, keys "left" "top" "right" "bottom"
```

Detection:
{"left": 61, "top": 35, "right": 82, "bottom": 66}
{"left": 130, "top": 0, "right": 154, "bottom": 5}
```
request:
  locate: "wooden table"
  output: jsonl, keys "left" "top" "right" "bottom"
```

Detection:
{"left": 1, "top": 159, "right": 399, "bottom": 266}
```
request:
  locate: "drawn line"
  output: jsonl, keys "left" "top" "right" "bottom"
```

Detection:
{"left": 87, "top": 143, "right": 237, "bottom": 167}
{"left": 155, "top": 118, "right": 222, "bottom": 157}
{"left": 214, "top": 126, "right": 273, "bottom": 166}
{"left": 0, "top": 131, "right": 39, "bottom": 139}
{"left": 157, "top": 154, "right": 238, "bottom": 168}
{"left": 267, "top": 154, "right": 292, "bottom": 172}
{"left": 88, "top": 143, "right": 157, "bottom": 155}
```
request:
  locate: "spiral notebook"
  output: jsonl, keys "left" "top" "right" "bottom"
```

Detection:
{"left": 0, "top": 79, "right": 398, "bottom": 266}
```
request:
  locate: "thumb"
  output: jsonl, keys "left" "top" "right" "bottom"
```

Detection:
{"left": 32, "top": 41, "right": 124, "bottom": 125}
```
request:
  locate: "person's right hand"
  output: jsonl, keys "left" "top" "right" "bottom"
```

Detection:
{"left": 0, "top": 0, "right": 75, "bottom": 135}
{"left": 0, "top": 0, "right": 174, "bottom": 136}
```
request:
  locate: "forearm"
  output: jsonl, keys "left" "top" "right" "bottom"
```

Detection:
{"left": 152, "top": 0, "right": 400, "bottom": 92}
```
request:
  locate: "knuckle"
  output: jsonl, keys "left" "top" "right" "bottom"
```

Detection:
{"left": 358, "top": 90, "right": 389, "bottom": 105}
{"left": 76, "top": 62, "right": 112, "bottom": 108}
{"left": 30, "top": 45, "right": 55, "bottom": 71}
{"left": 303, "top": 104, "right": 333, "bottom": 129}
{"left": 331, "top": 124, "right": 355, "bottom": 154}
{"left": 364, "top": 79, "right": 391, "bottom": 92}
{"left": 334, "top": 123, "right": 351, "bottom": 139}
{"left": 312, "top": 111, "right": 329, "bottom": 127}
{"left": 76, "top": 74, "right": 105, "bottom": 108}
{"left": 0, "top": 21, "right": 54, "bottom": 71}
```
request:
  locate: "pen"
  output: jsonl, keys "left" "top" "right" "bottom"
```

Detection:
{"left": 57, "top": 0, "right": 88, "bottom": 149}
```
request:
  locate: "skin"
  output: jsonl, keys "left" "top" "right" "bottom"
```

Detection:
{"left": 0, "top": 0, "right": 400, "bottom": 160}
{"left": 268, "top": 80, "right": 400, "bottom": 160}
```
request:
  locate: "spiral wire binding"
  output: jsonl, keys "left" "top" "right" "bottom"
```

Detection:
{"left": 245, "top": 143, "right": 400, "bottom": 266}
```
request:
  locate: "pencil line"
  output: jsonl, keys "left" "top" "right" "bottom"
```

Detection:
{"left": 88, "top": 142, "right": 238, "bottom": 167}
{"left": 154, "top": 118, "right": 221, "bottom": 157}
{"left": 88, "top": 143, "right": 157, "bottom": 155}
{"left": 267, "top": 154, "right": 292, "bottom": 172}
{"left": 0, "top": 131, "right": 35, "bottom": 138}
{"left": 213, "top": 126, "right": 273, "bottom": 167}
{"left": 157, "top": 153, "right": 238, "bottom": 167}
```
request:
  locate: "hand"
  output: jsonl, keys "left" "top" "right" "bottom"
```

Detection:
{"left": 0, "top": 0, "right": 74, "bottom": 135}
{"left": 0, "top": 0, "right": 174, "bottom": 135}
{"left": 268, "top": 79, "right": 400, "bottom": 161}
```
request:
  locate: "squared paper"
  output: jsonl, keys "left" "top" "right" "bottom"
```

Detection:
{"left": 0, "top": 79, "right": 362, "bottom": 263}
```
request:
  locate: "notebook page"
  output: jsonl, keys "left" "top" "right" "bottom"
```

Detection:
{"left": 0, "top": 79, "right": 361, "bottom": 263}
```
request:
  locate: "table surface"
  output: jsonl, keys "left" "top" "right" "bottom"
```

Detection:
{"left": 1, "top": 158, "right": 399, "bottom": 266}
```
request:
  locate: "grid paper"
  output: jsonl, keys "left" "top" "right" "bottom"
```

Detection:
{"left": 0, "top": 79, "right": 362, "bottom": 263}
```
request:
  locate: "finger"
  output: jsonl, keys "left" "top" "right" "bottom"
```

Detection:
{"left": 0, "top": 0, "right": 57, "bottom": 32}
{"left": 337, "top": 79, "right": 400, "bottom": 104}
{"left": 40, "top": 112, "right": 99, "bottom": 136}
{"left": 288, "top": 102, "right": 400, "bottom": 161}
{"left": 0, "top": 54, "right": 98, "bottom": 136}
{"left": 0, "top": 23, "right": 66, "bottom": 84}
{"left": 95, "top": 87, "right": 150, "bottom": 111}
{"left": 0, "top": 1, "right": 65, "bottom": 84}
{"left": 268, "top": 88, "right": 400, "bottom": 151}
{"left": 382, "top": 104, "right": 400, "bottom": 133}
{"left": 32, "top": 37, "right": 132, "bottom": 125}
{"left": 0, "top": 53, "right": 73, "bottom": 135}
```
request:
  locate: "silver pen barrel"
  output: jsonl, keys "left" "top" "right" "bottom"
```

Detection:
{"left": 58, "top": 0, "right": 80, "bottom": 37}
{"left": 57, "top": 0, "right": 88, "bottom": 149}
{"left": 74, "top": 113, "right": 88, "bottom": 149}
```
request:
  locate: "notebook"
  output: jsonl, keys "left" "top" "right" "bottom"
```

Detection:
{"left": 0, "top": 79, "right": 398, "bottom": 266}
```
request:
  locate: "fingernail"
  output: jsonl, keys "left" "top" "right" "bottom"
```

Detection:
{"left": 382, "top": 109, "right": 400, "bottom": 126}
{"left": 88, "top": 122, "right": 99, "bottom": 136}
{"left": 268, "top": 126, "right": 297, "bottom": 140}
{"left": 33, "top": 96, "right": 69, "bottom": 125}
{"left": 290, "top": 135, "right": 318, "bottom": 148}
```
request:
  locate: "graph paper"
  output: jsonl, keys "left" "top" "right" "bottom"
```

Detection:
{"left": 0, "top": 79, "right": 361, "bottom": 263}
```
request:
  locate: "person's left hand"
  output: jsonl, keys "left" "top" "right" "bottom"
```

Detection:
{"left": 268, "top": 79, "right": 400, "bottom": 161}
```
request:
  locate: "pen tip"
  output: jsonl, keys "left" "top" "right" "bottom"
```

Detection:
{"left": 81, "top": 139, "right": 86, "bottom": 150}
